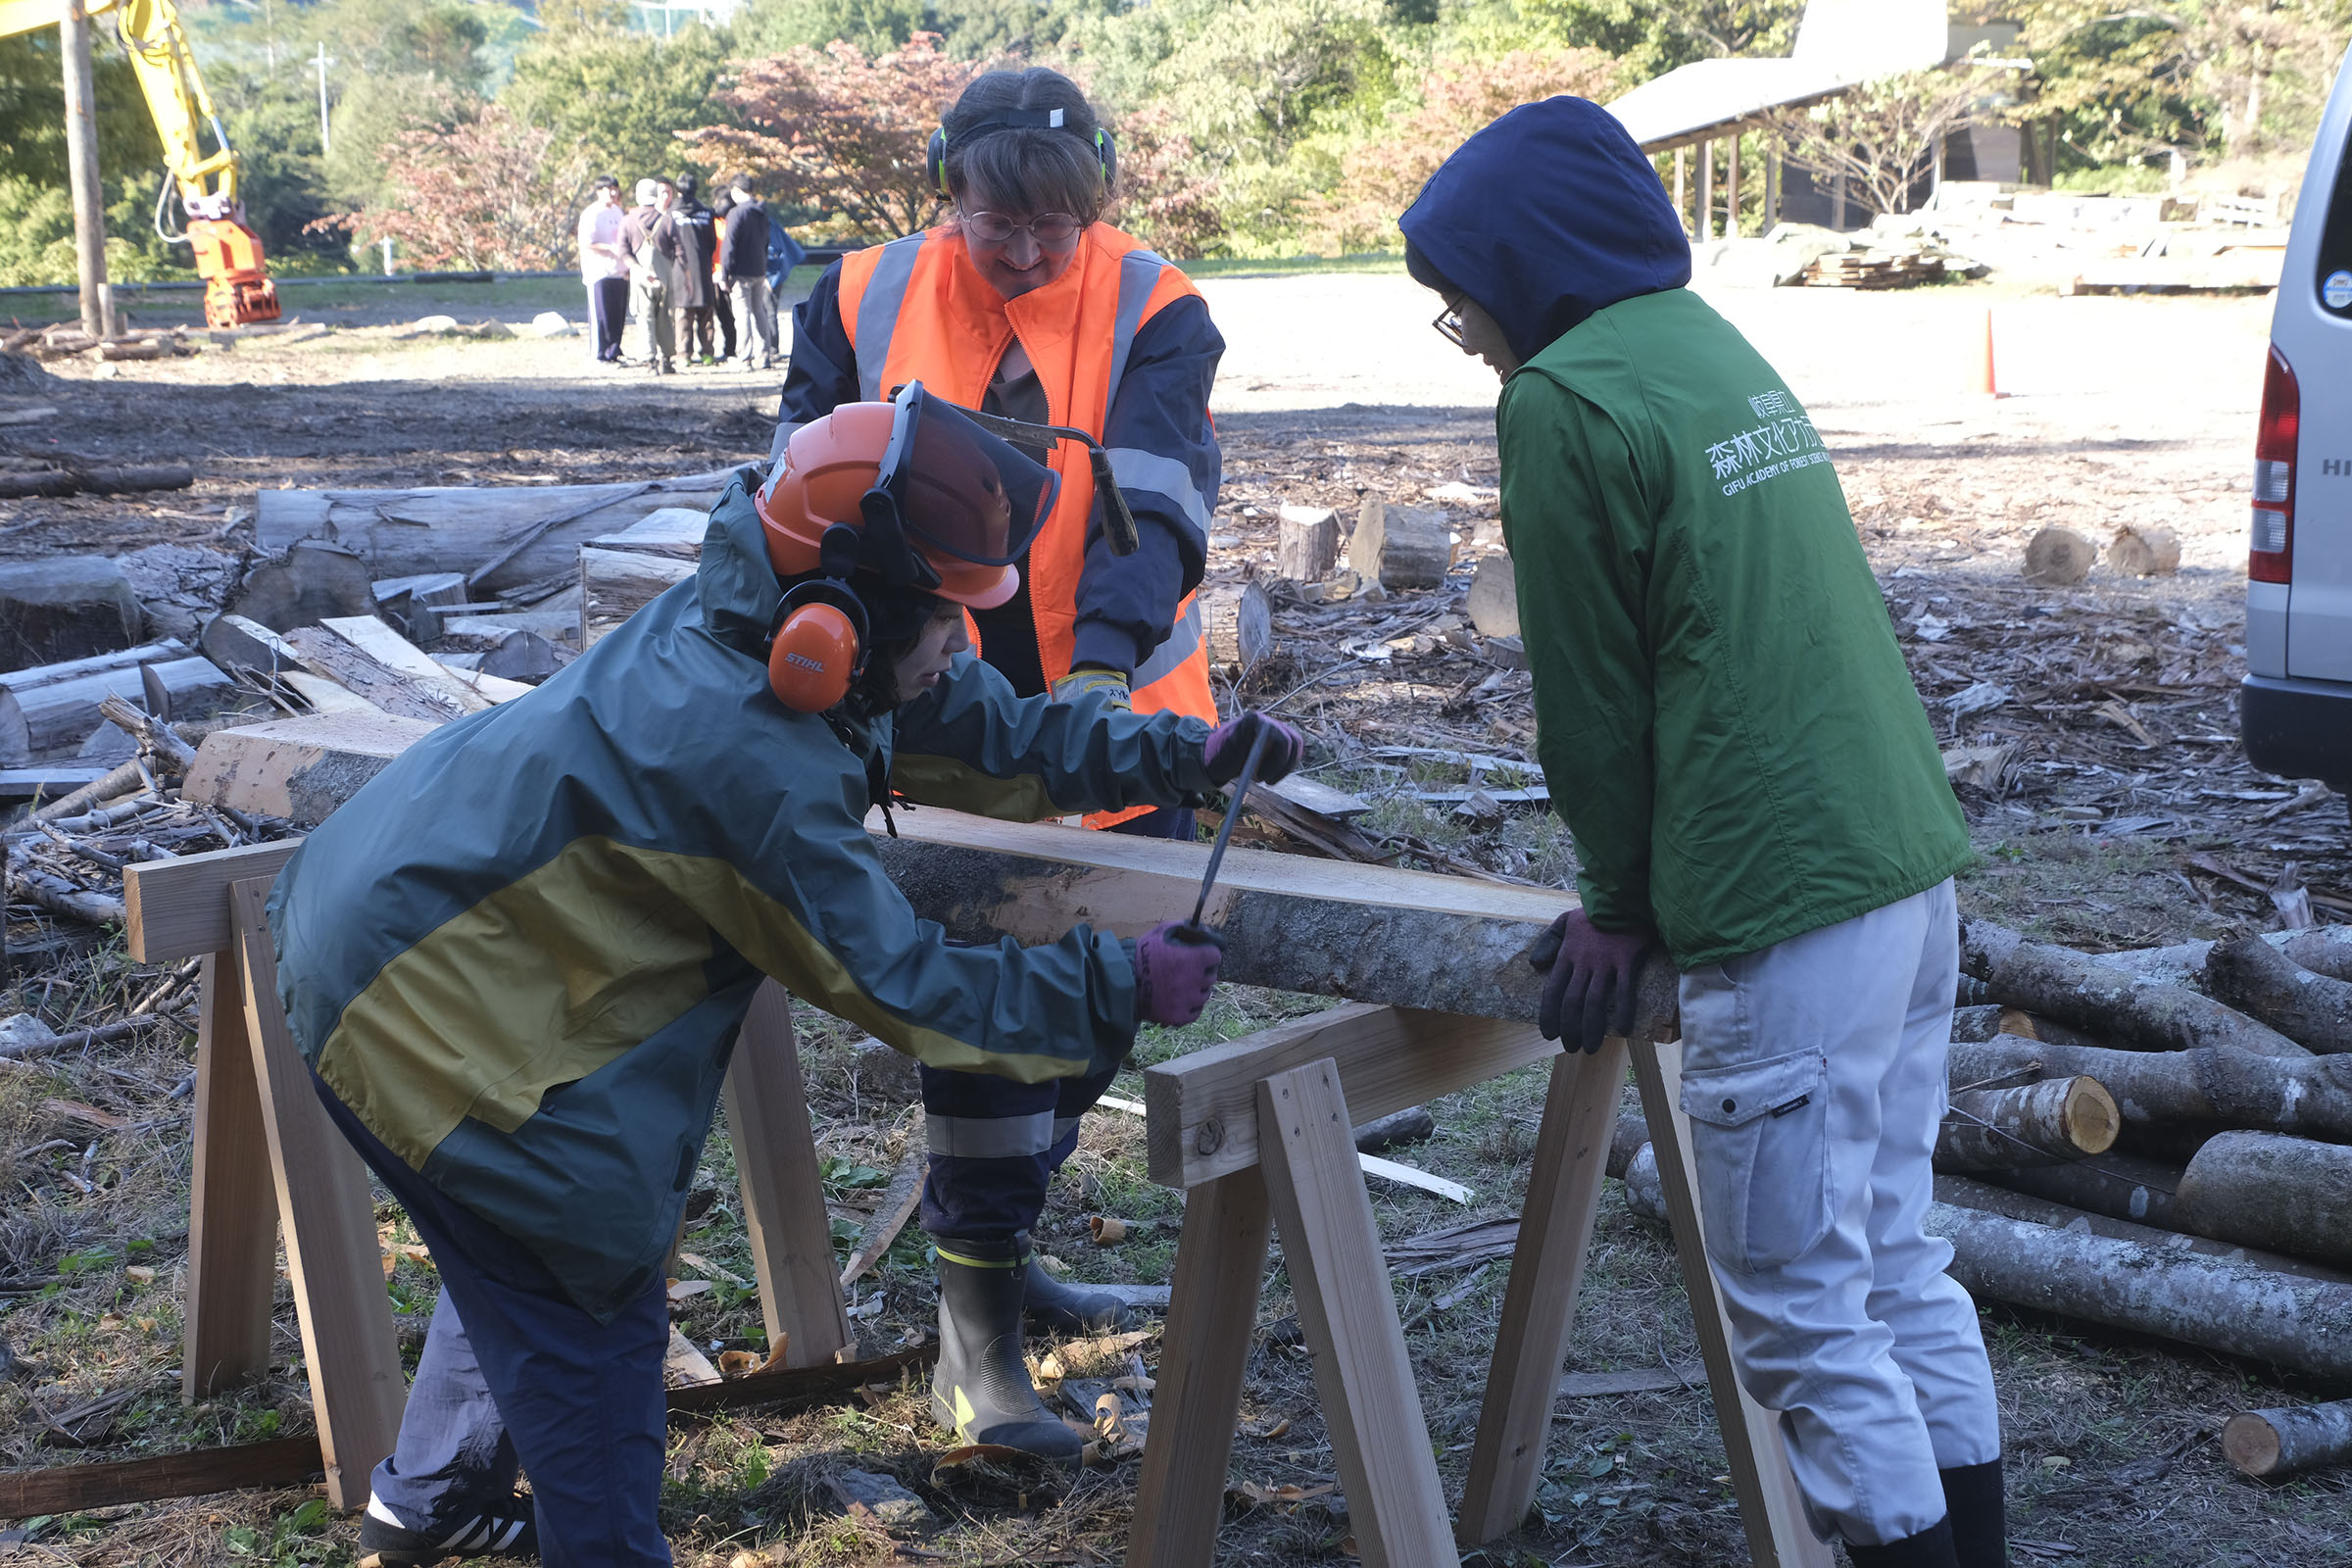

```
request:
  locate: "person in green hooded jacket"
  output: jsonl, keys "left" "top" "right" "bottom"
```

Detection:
{"left": 1400, "top": 98, "right": 2002, "bottom": 1568}
{"left": 271, "top": 386, "right": 1298, "bottom": 1567}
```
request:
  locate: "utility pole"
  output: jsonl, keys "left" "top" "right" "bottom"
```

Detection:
{"left": 59, "top": 0, "right": 111, "bottom": 342}
{"left": 314, "top": 41, "right": 331, "bottom": 157}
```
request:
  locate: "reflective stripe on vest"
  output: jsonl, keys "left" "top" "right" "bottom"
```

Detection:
{"left": 1106, "top": 445, "right": 1208, "bottom": 534}
{"left": 1105, "top": 247, "right": 1167, "bottom": 398}
{"left": 1133, "top": 592, "right": 1204, "bottom": 690}
{"left": 853, "top": 234, "right": 926, "bottom": 404}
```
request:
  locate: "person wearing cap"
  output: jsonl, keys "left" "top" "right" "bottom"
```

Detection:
{"left": 662, "top": 172, "right": 719, "bottom": 367}
{"left": 1398, "top": 98, "right": 2001, "bottom": 1568}
{"left": 773, "top": 68, "right": 1227, "bottom": 1455}
{"left": 617, "top": 177, "right": 676, "bottom": 374}
{"left": 270, "top": 386, "right": 1300, "bottom": 1565}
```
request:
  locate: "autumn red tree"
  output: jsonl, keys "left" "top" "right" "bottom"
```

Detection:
{"left": 1104, "top": 105, "right": 1224, "bottom": 258}
{"left": 1304, "top": 48, "right": 1622, "bottom": 254}
{"left": 695, "top": 32, "right": 982, "bottom": 244}
{"left": 317, "top": 103, "right": 592, "bottom": 271}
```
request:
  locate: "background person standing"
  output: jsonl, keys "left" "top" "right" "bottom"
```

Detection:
{"left": 719, "top": 174, "right": 778, "bottom": 370}
{"left": 576, "top": 174, "right": 629, "bottom": 365}
{"left": 663, "top": 171, "right": 718, "bottom": 366}
{"left": 618, "top": 177, "right": 676, "bottom": 374}
{"left": 1401, "top": 96, "right": 2003, "bottom": 1568}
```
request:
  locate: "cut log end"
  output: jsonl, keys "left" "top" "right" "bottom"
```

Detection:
{"left": 2023, "top": 526, "right": 2096, "bottom": 586}
{"left": 2059, "top": 1075, "right": 2121, "bottom": 1155}
{"left": 2221, "top": 1410, "right": 2284, "bottom": 1478}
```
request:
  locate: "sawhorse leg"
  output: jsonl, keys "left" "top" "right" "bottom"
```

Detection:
{"left": 722, "top": 979, "right": 854, "bottom": 1367}
{"left": 1127, "top": 1165, "right": 1274, "bottom": 1568}
{"left": 1256, "top": 1059, "right": 1454, "bottom": 1568}
{"left": 229, "top": 879, "right": 407, "bottom": 1510}
{"left": 181, "top": 950, "right": 279, "bottom": 1400}
{"left": 1630, "top": 1035, "right": 1833, "bottom": 1568}
{"left": 1456, "top": 1036, "right": 1630, "bottom": 1542}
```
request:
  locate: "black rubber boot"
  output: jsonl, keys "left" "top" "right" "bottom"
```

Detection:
{"left": 1019, "top": 1238, "right": 1138, "bottom": 1336}
{"left": 1845, "top": 1518, "right": 1960, "bottom": 1568}
{"left": 929, "top": 1239, "right": 1084, "bottom": 1461}
{"left": 1940, "top": 1460, "right": 2008, "bottom": 1568}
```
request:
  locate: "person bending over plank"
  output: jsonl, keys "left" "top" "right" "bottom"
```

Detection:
{"left": 1400, "top": 98, "right": 2003, "bottom": 1568}
{"left": 270, "top": 386, "right": 1298, "bottom": 1568}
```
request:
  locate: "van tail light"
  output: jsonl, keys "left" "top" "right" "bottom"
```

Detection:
{"left": 2251, "top": 343, "right": 2298, "bottom": 584}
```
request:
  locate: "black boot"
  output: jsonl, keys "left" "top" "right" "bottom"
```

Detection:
{"left": 1845, "top": 1518, "right": 1960, "bottom": 1568}
{"left": 930, "top": 1239, "right": 1083, "bottom": 1461}
{"left": 1019, "top": 1238, "right": 1138, "bottom": 1336}
{"left": 1940, "top": 1460, "right": 2007, "bottom": 1568}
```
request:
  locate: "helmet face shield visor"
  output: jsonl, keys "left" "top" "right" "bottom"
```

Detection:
{"left": 873, "top": 384, "right": 1058, "bottom": 570}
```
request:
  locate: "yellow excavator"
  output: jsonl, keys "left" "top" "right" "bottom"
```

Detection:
{"left": 1, "top": 0, "right": 279, "bottom": 326}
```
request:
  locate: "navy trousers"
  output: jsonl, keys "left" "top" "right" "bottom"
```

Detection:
{"left": 919, "top": 805, "right": 1194, "bottom": 1244}
{"left": 313, "top": 1073, "right": 672, "bottom": 1566}
{"left": 587, "top": 277, "right": 629, "bottom": 362}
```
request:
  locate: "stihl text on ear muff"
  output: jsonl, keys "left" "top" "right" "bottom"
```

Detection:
{"left": 766, "top": 523, "right": 872, "bottom": 712}
{"left": 928, "top": 107, "right": 1115, "bottom": 200}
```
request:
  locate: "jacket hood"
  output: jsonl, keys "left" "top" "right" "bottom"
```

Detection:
{"left": 1398, "top": 96, "right": 1690, "bottom": 365}
{"left": 697, "top": 471, "right": 786, "bottom": 657}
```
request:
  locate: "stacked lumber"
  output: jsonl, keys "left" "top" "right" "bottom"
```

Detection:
{"left": 1800, "top": 249, "right": 1948, "bottom": 289}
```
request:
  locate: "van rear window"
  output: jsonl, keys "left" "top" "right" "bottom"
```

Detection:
{"left": 2320, "top": 121, "right": 2352, "bottom": 317}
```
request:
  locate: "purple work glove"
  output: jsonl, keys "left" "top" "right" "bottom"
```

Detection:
{"left": 1529, "top": 909, "right": 1657, "bottom": 1054}
{"left": 1203, "top": 711, "right": 1304, "bottom": 785}
{"left": 1135, "top": 921, "right": 1224, "bottom": 1027}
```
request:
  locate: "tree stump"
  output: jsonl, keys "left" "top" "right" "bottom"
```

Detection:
{"left": 225, "top": 541, "right": 378, "bottom": 633}
{"left": 1466, "top": 554, "right": 1520, "bottom": 639}
{"left": 2023, "top": 526, "right": 2097, "bottom": 585}
{"left": 1353, "top": 501, "right": 1453, "bottom": 591}
{"left": 2109, "top": 524, "right": 2180, "bottom": 577}
{"left": 1276, "top": 506, "right": 1338, "bottom": 583}
{"left": 1203, "top": 581, "right": 1274, "bottom": 670}
{"left": 0, "top": 557, "right": 141, "bottom": 672}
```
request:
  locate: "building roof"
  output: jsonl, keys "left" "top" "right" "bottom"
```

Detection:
{"left": 1606, "top": 0, "right": 1952, "bottom": 152}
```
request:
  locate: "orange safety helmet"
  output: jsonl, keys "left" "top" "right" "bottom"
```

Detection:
{"left": 754, "top": 383, "right": 1059, "bottom": 711}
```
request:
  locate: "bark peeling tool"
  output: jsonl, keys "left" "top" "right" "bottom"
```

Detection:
{"left": 1189, "top": 726, "right": 1271, "bottom": 929}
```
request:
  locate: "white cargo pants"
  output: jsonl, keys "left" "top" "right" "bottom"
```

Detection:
{"left": 1677, "top": 878, "right": 2000, "bottom": 1546}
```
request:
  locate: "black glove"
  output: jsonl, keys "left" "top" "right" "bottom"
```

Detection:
{"left": 1528, "top": 909, "right": 1657, "bottom": 1054}
{"left": 1204, "top": 711, "right": 1304, "bottom": 785}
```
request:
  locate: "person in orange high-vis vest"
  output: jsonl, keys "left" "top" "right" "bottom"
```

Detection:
{"left": 774, "top": 66, "right": 1229, "bottom": 1463}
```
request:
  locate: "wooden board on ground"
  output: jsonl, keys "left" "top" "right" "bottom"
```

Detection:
{"left": 180, "top": 712, "right": 441, "bottom": 828}
{"left": 318, "top": 615, "right": 491, "bottom": 712}
{"left": 590, "top": 505, "right": 710, "bottom": 559}
{"left": 282, "top": 626, "right": 465, "bottom": 723}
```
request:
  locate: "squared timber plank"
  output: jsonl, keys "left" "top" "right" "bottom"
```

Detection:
{"left": 1629, "top": 1036, "right": 1833, "bottom": 1568}
{"left": 722, "top": 980, "right": 854, "bottom": 1367}
{"left": 1457, "top": 1038, "right": 1630, "bottom": 1543}
{"left": 229, "top": 878, "right": 407, "bottom": 1510}
{"left": 1127, "top": 1166, "right": 1275, "bottom": 1568}
{"left": 180, "top": 951, "right": 280, "bottom": 1400}
{"left": 1144, "top": 1004, "right": 1553, "bottom": 1188}
{"left": 1255, "top": 1059, "right": 1454, "bottom": 1568}
{"left": 123, "top": 839, "right": 303, "bottom": 962}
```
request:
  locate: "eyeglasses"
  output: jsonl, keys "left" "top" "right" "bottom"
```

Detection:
{"left": 961, "top": 211, "right": 1085, "bottom": 249}
{"left": 1432, "top": 298, "right": 1467, "bottom": 350}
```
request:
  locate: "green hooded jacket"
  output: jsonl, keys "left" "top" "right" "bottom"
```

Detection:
{"left": 269, "top": 476, "right": 1215, "bottom": 1319}
{"left": 1496, "top": 288, "right": 1972, "bottom": 966}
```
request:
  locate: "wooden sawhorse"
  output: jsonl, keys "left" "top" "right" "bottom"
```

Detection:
{"left": 123, "top": 841, "right": 858, "bottom": 1509}
{"left": 1128, "top": 1002, "right": 1832, "bottom": 1568}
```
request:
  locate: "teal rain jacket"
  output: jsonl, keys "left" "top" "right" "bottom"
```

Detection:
{"left": 269, "top": 476, "right": 1216, "bottom": 1318}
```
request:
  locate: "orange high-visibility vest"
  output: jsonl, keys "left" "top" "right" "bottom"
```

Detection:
{"left": 835, "top": 224, "right": 1220, "bottom": 783}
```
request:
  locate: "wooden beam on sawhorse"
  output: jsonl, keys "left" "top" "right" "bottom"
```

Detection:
{"left": 1130, "top": 1004, "right": 1833, "bottom": 1568}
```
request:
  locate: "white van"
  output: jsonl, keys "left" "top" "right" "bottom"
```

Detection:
{"left": 2243, "top": 53, "right": 2352, "bottom": 791}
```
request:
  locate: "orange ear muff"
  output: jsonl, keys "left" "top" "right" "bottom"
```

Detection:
{"left": 767, "top": 600, "right": 861, "bottom": 712}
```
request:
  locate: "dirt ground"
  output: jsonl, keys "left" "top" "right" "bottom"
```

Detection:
{"left": 4, "top": 271, "right": 2349, "bottom": 1565}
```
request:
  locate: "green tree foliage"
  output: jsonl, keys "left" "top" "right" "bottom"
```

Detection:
{"left": 0, "top": 29, "right": 185, "bottom": 281}
{"left": 1446, "top": 0, "right": 1799, "bottom": 76}
{"left": 507, "top": 21, "right": 734, "bottom": 183}
{"left": 317, "top": 101, "right": 594, "bottom": 270}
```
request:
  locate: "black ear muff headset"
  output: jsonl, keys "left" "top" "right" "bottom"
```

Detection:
{"left": 927, "top": 106, "right": 1115, "bottom": 200}
{"left": 767, "top": 522, "right": 874, "bottom": 713}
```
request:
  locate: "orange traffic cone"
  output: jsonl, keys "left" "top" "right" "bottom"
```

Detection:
{"left": 1970, "top": 308, "right": 2004, "bottom": 397}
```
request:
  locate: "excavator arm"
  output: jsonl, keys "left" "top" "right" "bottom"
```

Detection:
{"left": 0, "top": 0, "right": 279, "bottom": 326}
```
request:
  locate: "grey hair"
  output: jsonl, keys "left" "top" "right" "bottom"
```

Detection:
{"left": 942, "top": 68, "right": 1108, "bottom": 224}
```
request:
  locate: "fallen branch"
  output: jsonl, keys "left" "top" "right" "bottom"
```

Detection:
{"left": 2177, "top": 1131, "right": 2352, "bottom": 1269}
{"left": 2223, "top": 1399, "right": 2352, "bottom": 1480}
{"left": 1936, "top": 1076, "right": 2120, "bottom": 1171}
{"left": 2205, "top": 938, "right": 2352, "bottom": 1055}
{"left": 0, "top": 1009, "right": 193, "bottom": 1063}
{"left": 1961, "top": 918, "right": 2306, "bottom": 1057}
{"left": 1947, "top": 1034, "right": 2352, "bottom": 1143}
{"left": 6, "top": 861, "right": 125, "bottom": 926}
{"left": 97, "top": 693, "right": 199, "bottom": 776}
{"left": 0, "top": 464, "right": 192, "bottom": 500}
{"left": 839, "top": 1136, "right": 926, "bottom": 1292}
{"left": 29, "top": 762, "right": 147, "bottom": 822}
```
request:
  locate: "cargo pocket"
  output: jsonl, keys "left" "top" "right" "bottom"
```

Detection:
{"left": 1679, "top": 1048, "right": 1832, "bottom": 1273}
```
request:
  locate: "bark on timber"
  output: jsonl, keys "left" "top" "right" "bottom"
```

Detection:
{"left": 1961, "top": 919, "right": 2307, "bottom": 1057}
{"left": 2206, "top": 938, "right": 2352, "bottom": 1054}
{"left": 1974, "top": 1150, "right": 2187, "bottom": 1233}
{"left": 1936, "top": 1077, "right": 2119, "bottom": 1171}
{"left": 1936, "top": 1175, "right": 2352, "bottom": 1285}
{"left": 1947, "top": 1034, "right": 2352, "bottom": 1142}
{"left": 2223, "top": 1400, "right": 2352, "bottom": 1479}
{"left": 1924, "top": 1192, "right": 2352, "bottom": 1379}
{"left": 2177, "top": 1131, "right": 2352, "bottom": 1269}
{"left": 2282, "top": 928, "right": 2352, "bottom": 984}
{"left": 867, "top": 834, "right": 1679, "bottom": 1033}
